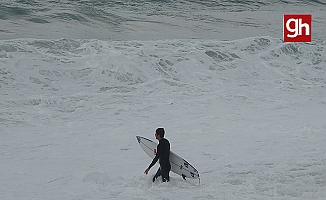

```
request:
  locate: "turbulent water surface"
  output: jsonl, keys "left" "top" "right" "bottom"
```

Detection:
{"left": 0, "top": 0, "right": 325, "bottom": 40}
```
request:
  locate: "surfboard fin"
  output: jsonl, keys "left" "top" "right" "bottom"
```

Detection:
{"left": 182, "top": 174, "right": 186, "bottom": 180}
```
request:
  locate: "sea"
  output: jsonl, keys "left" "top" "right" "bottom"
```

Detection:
{"left": 1, "top": 1, "right": 326, "bottom": 200}
{"left": 0, "top": 0, "right": 325, "bottom": 41}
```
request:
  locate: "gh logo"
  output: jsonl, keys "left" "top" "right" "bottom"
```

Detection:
{"left": 283, "top": 14, "right": 312, "bottom": 42}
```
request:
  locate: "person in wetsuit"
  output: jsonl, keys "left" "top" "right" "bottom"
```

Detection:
{"left": 144, "top": 128, "right": 171, "bottom": 182}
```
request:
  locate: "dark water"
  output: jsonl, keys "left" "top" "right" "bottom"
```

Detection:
{"left": 0, "top": 0, "right": 325, "bottom": 40}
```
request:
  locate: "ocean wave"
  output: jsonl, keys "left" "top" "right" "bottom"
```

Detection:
{"left": 1, "top": 37, "right": 325, "bottom": 98}
{"left": 1, "top": 0, "right": 325, "bottom": 41}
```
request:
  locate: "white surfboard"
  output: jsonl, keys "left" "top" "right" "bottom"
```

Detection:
{"left": 136, "top": 136, "right": 200, "bottom": 181}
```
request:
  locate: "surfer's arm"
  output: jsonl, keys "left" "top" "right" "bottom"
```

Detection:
{"left": 145, "top": 145, "right": 161, "bottom": 174}
{"left": 144, "top": 154, "right": 159, "bottom": 174}
{"left": 148, "top": 153, "right": 159, "bottom": 169}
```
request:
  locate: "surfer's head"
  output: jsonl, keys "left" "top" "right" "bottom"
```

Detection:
{"left": 156, "top": 128, "right": 165, "bottom": 139}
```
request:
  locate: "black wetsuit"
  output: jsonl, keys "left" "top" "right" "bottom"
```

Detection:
{"left": 148, "top": 138, "right": 171, "bottom": 182}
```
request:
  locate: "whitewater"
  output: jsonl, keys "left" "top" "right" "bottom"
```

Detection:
{"left": 1, "top": 0, "right": 326, "bottom": 200}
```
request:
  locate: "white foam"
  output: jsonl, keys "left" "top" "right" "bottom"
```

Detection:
{"left": 1, "top": 37, "right": 326, "bottom": 199}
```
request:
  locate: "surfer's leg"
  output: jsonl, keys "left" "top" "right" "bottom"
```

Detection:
{"left": 153, "top": 168, "right": 161, "bottom": 182}
{"left": 161, "top": 171, "right": 169, "bottom": 182}
{"left": 161, "top": 164, "right": 171, "bottom": 182}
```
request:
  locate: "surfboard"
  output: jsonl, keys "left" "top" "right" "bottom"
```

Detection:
{"left": 136, "top": 136, "right": 200, "bottom": 181}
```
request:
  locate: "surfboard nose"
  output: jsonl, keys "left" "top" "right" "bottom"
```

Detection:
{"left": 136, "top": 136, "right": 141, "bottom": 143}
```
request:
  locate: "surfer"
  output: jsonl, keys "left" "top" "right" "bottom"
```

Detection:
{"left": 144, "top": 128, "right": 171, "bottom": 182}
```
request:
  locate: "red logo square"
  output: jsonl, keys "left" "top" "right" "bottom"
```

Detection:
{"left": 283, "top": 14, "right": 312, "bottom": 42}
